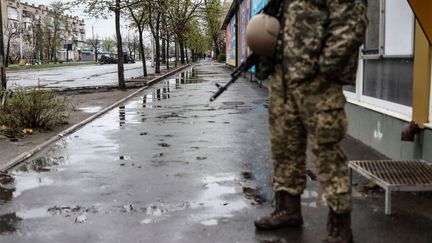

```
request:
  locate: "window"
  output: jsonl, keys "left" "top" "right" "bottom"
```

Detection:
{"left": 8, "top": 7, "right": 18, "bottom": 20}
{"left": 363, "top": 0, "right": 382, "bottom": 56}
{"left": 344, "top": 0, "right": 414, "bottom": 120}
{"left": 363, "top": 58, "right": 413, "bottom": 107}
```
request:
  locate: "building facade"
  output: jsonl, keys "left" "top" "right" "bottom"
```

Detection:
{"left": 222, "top": 0, "right": 432, "bottom": 163}
{"left": 1, "top": 0, "right": 86, "bottom": 62}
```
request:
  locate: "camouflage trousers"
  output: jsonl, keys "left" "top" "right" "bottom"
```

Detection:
{"left": 269, "top": 65, "right": 352, "bottom": 214}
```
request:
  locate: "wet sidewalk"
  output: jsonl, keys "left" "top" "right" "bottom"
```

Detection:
{"left": 0, "top": 60, "right": 431, "bottom": 243}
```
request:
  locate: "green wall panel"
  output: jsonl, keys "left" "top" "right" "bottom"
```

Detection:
{"left": 345, "top": 103, "right": 427, "bottom": 161}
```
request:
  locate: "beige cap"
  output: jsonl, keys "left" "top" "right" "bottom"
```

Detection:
{"left": 246, "top": 14, "right": 280, "bottom": 58}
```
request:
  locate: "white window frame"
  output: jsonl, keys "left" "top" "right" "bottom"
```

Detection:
{"left": 344, "top": 56, "right": 413, "bottom": 122}
{"left": 344, "top": 0, "right": 413, "bottom": 122}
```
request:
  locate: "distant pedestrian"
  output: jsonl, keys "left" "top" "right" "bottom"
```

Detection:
{"left": 253, "top": 1, "right": 368, "bottom": 242}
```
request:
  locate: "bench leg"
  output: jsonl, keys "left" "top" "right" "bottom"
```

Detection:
{"left": 385, "top": 189, "right": 392, "bottom": 215}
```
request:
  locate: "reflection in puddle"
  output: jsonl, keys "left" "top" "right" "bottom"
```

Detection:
{"left": 0, "top": 213, "right": 19, "bottom": 234}
{"left": 202, "top": 173, "right": 237, "bottom": 184}
{"left": 77, "top": 106, "right": 103, "bottom": 113}
{"left": 142, "top": 68, "right": 205, "bottom": 109}
{"left": 16, "top": 207, "right": 50, "bottom": 219}
{"left": 12, "top": 174, "right": 54, "bottom": 198}
{"left": 192, "top": 173, "right": 249, "bottom": 223}
{"left": 119, "top": 105, "right": 125, "bottom": 127}
{"left": 143, "top": 88, "right": 171, "bottom": 108}
{"left": 251, "top": 103, "right": 268, "bottom": 113}
{"left": 17, "top": 156, "right": 64, "bottom": 173}
{"left": 200, "top": 219, "right": 218, "bottom": 226}
{"left": 0, "top": 186, "right": 14, "bottom": 203}
{"left": 301, "top": 189, "right": 326, "bottom": 208}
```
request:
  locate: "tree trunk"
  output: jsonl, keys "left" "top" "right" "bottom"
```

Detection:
{"left": 95, "top": 48, "right": 98, "bottom": 63}
{"left": 179, "top": 40, "right": 185, "bottom": 64}
{"left": 213, "top": 40, "right": 220, "bottom": 59}
{"left": 161, "top": 37, "right": 166, "bottom": 64}
{"left": 52, "top": 47, "right": 57, "bottom": 63}
{"left": 138, "top": 29, "right": 147, "bottom": 77}
{"left": 185, "top": 44, "right": 189, "bottom": 64}
{"left": 115, "top": 0, "right": 126, "bottom": 90}
{"left": 191, "top": 49, "right": 195, "bottom": 62}
{"left": 155, "top": 36, "right": 160, "bottom": 74}
{"left": 175, "top": 40, "right": 178, "bottom": 68}
{"left": 5, "top": 38, "right": 11, "bottom": 67}
{"left": 0, "top": 1, "right": 6, "bottom": 89}
{"left": 166, "top": 33, "right": 169, "bottom": 70}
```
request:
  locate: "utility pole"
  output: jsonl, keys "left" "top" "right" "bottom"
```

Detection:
{"left": 0, "top": 1, "right": 7, "bottom": 89}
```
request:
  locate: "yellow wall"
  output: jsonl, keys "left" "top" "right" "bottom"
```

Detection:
{"left": 408, "top": 0, "right": 432, "bottom": 44}
{"left": 412, "top": 21, "right": 431, "bottom": 126}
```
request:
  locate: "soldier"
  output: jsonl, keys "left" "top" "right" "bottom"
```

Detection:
{"left": 252, "top": 0, "right": 368, "bottom": 242}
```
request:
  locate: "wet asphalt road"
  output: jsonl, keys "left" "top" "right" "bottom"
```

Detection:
{"left": 6, "top": 62, "right": 150, "bottom": 89}
{"left": 1, "top": 60, "right": 432, "bottom": 243}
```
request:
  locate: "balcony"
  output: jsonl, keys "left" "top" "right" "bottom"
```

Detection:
{"left": 22, "top": 17, "right": 31, "bottom": 23}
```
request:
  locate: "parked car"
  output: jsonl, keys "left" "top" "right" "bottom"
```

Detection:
{"left": 99, "top": 55, "right": 117, "bottom": 64}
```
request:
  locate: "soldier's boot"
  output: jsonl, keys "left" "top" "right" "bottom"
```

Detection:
{"left": 323, "top": 209, "right": 353, "bottom": 243}
{"left": 254, "top": 191, "right": 303, "bottom": 230}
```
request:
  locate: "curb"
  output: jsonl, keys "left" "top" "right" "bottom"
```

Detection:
{"left": 1, "top": 64, "right": 192, "bottom": 172}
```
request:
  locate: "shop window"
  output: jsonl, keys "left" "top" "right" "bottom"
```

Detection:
{"left": 363, "top": 58, "right": 413, "bottom": 107}
{"left": 363, "top": 0, "right": 382, "bottom": 55}
{"left": 344, "top": 0, "right": 414, "bottom": 119}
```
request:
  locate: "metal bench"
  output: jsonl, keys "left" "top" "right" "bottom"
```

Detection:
{"left": 349, "top": 160, "right": 432, "bottom": 215}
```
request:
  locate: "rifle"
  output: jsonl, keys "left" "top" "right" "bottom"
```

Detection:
{"left": 210, "top": 0, "right": 283, "bottom": 102}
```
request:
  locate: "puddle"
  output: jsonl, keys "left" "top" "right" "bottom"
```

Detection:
{"left": 12, "top": 174, "right": 54, "bottom": 198}
{"left": 48, "top": 205, "right": 100, "bottom": 217}
{"left": 119, "top": 105, "right": 126, "bottom": 127}
{"left": 16, "top": 156, "right": 64, "bottom": 173}
{"left": 302, "top": 189, "right": 319, "bottom": 199}
{"left": 77, "top": 106, "right": 103, "bottom": 113}
{"left": 200, "top": 219, "right": 218, "bottom": 226}
{"left": 251, "top": 103, "right": 268, "bottom": 113}
{"left": 243, "top": 187, "right": 266, "bottom": 204}
{"left": 0, "top": 213, "right": 19, "bottom": 234}
{"left": 202, "top": 173, "right": 237, "bottom": 184}
{"left": 142, "top": 68, "right": 205, "bottom": 109}
{"left": 191, "top": 173, "right": 249, "bottom": 222}
{"left": 16, "top": 207, "right": 50, "bottom": 219}
{"left": 143, "top": 88, "right": 170, "bottom": 108}
{"left": 0, "top": 186, "right": 14, "bottom": 203}
{"left": 301, "top": 189, "right": 326, "bottom": 208}
{"left": 140, "top": 218, "right": 154, "bottom": 225}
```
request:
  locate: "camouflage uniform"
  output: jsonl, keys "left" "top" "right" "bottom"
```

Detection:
{"left": 268, "top": 0, "right": 367, "bottom": 214}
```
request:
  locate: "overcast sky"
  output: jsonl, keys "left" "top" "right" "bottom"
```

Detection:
{"left": 25, "top": 0, "right": 135, "bottom": 39}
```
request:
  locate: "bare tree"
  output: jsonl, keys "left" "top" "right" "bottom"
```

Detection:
{"left": 3, "top": 21, "right": 23, "bottom": 67}
{"left": 71, "top": 0, "right": 137, "bottom": 90}
{"left": 46, "top": 1, "right": 69, "bottom": 63}
{"left": 88, "top": 26, "right": 100, "bottom": 62}
{"left": 125, "top": 0, "right": 149, "bottom": 76}
{"left": 164, "top": 0, "right": 202, "bottom": 64}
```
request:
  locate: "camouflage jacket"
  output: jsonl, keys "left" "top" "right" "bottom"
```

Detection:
{"left": 281, "top": 0, "right": 368, "bottom": 85}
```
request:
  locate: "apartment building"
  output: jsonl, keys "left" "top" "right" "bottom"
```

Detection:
{"left": 1, "top": 0, "right": 86, "bottom": 62}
